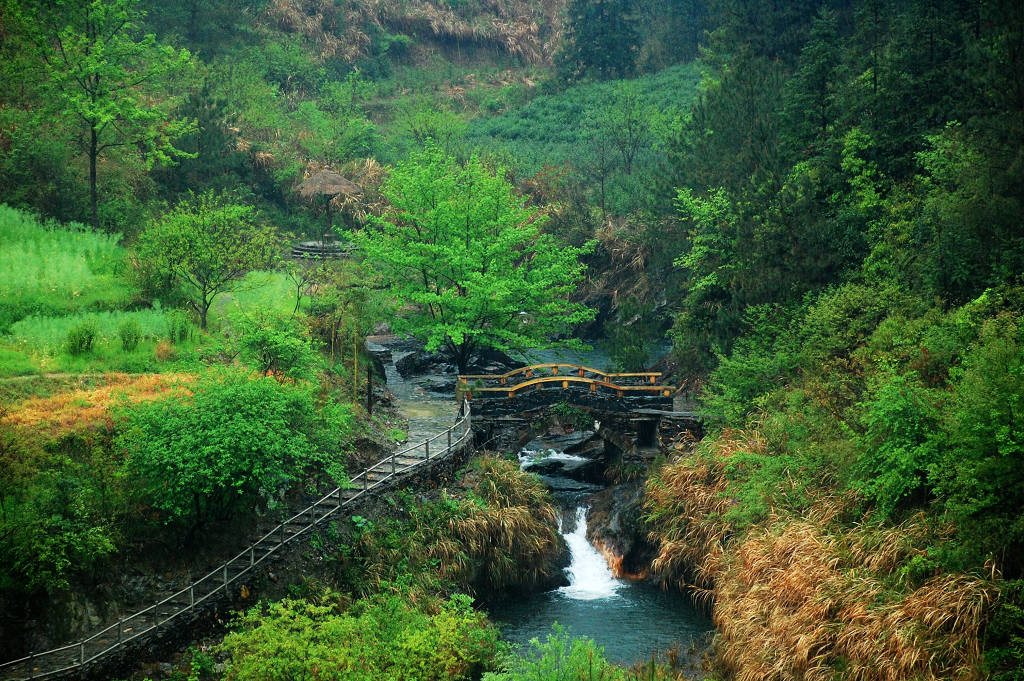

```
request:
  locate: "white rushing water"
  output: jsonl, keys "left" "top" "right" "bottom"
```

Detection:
{"left": 558, "top": 506, "right": 623, "bottom": 601}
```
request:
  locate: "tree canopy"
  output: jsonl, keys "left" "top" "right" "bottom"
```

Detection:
{"left": 136, "top": 191, "right": 280, "bottom": 329}
{"left": 3, "top": 0, "right": 195, "bottom": 228}
{"left": 357, "top": 147, "right": 594, "bottom": 372}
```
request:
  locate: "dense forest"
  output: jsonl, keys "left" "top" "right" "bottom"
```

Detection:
{"left": 1, "top": 0, "right": 1023, "bottom": 679}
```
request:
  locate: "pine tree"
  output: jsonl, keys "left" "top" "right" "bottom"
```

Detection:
{"left": 558, "top": 0, "right": 639, "bottom": 82}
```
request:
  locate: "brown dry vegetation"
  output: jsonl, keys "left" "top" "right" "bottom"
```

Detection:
{"left": 353, "top": 456, "right": 562, "bottom": 598}
{"left": 265, "top": 0, "right": 564, "bottom": 66}
{"left": 1, "top": 373, "right": 192, "bottom": 438}
{"left": 645, "top": 444, "right": 1001, "bottom": 680}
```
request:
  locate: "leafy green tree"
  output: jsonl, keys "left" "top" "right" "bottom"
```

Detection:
{"left": 137, "top": 192, "right": 280, "bottom": 329}
{"left": 933, "top": 312, "right": 1024, "bottom": 573}
{"left": 357, "top": 147, "right": 594, "bottom": 372}
{"left": 4, "top": 0, "right": 195, "bottom": 228}
{"left": 117, "top": 373, "right": 344, "bottom": 534}
{"left": 235, "top": 312, "right": 320, "bottom": 380}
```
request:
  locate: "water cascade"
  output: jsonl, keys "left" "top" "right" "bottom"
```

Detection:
{"left": 558, "top": 506, "right": 622, "bottom": 601}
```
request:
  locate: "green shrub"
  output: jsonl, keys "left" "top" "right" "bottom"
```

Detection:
{"left": 932, "top": 312, "right": 1024, "bottom": 573}
{"left": 116, "top": 372, "right": 348, "bottom": 533}
{"left": 64, "top": 320, "right": 97, "bottom": 355}
{"left": 118, "top": 318, "right": 141, "bottom": 352}
{"left": 853, "top": 371, "right": 941, "bottom": 518}
{"left": 221, "top": 592, "right": 498, "bottom": 681}
{"left": 484, "top": 624, "right": 624, "bottom": 681}
{"left": 166, "top": 309, "right": 193, "bottom": 344}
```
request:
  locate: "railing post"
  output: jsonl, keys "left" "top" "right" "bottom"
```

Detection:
{"left": 448, "top": 428, "right": 452, "bottom": 452}
{"left": 425, "top": 440, "right": 430, "bottom": 459}
{"left": 363, "top": 474, "right": 367, "bottom": 491}
{"left": 118, "top": 618, "right": 123, "bottom": 642}
{"left": 338, "top": 487, "right": 343, "bottom": 506}
{"left": 28, "top": 650, "right": 34, "bottom": 680}
{"left": 190, "top": 585, "right": 195, "bottom": 609}
{"left": 250, "top": 546, "right": 255, "bottom": 567}
{"left": 223, "top": 564, "right": 228, "bottom": 589}
{"left": 80, "top": 642, "right": 85, "bottom": 666}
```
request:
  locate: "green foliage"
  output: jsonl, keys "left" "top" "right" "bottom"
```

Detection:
{"left": 932, "top": 312, "right": 1024, "bottom": 573}
{"left": 221, "top": 592, "right": 499, "bottom": 681}
{"left": 986, "top": 580, "right": 1024, "bottom": 681}
{"left": 117, "top": 318, "right": 141, "bottom": 352}
{"left": 854, "top": 371, "right": 940, "bottom": 518}
{"left": 116, "top": 373, "right": 345, "bottom": 532}
{"left": 0, "top": 205, "right": 135, "bottom": 334}
{"left": 0, "top": 422, "right": 122, "bottom": 596}
{"left": 64, "top": 320, "right": 98, "bottom": 356}
{"left": 485, "top": 624, "right": 625, "bottom": 681}
{"left": 234, "top": 312, "right": 320, "bottom": 380}
{"left": 165, "top": 309, "right": 194, "bottom": 344}
{"left": 3, "top": 0, "right": 195, "bottom": 227}
{"left": 137, "top": 192, "right": 281, "bottom": 329}
{"left": 558, "top": 0, "right": 639, "bottom": 82}
{"left": 357, "top": 146, "right": 594, "bottom": 372}
{"left": 702, "top": 304, "right": 800, "bottom": 426}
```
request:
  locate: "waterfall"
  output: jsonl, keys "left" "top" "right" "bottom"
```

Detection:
{"left": 558, "top": 506, "right": 622, "bottom": 600}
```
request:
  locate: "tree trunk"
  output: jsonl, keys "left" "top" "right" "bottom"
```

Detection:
{"left": 89, "top": 125, "right": 99, "bottom": 229}
{"left": 199, "top": 296, "right": 210, "bottom": 330}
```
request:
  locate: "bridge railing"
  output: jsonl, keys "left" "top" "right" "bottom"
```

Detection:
{"left": 0, "top": 403, "right": 473, "bottom": 681}
{"left": 458, "top": 365, "right": 672, "bottom": 400}
{"left": 459, "top": 363, "right": 661, "bottom": 388}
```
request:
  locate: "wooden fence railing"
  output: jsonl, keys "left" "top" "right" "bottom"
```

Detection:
{"left": 458, "top": 365, "right": 672, "bottom": 399}
{"left": 0, "top": 403, "right": 473, "bottom": 681}
{"left": 459, "top": 363, "right": 661, "bottom": 387}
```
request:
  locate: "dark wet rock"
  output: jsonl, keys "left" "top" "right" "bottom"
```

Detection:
{"left": 365, "top": 341, "right": 392, "bottom": 381}
{"left": 417, "top": 377, "right": 458, "bottom": 394}
{"left": 395, "top": 349, "right": 453, "bottom": 378}
{"left": 586, "top": 482, "right": 658, "bottom": 580}
{"left": 523, "top": 455, "right": 604, "bottom": 483}
{"left": 523, "top": 430, "right": 596, "bottom": 454}
{"left": 464, "top": 347, "right": 525, "bottom": 375}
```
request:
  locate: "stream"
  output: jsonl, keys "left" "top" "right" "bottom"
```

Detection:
{"left": 374, "top": 338, "right": 713, "bottom": 668}
{"left": 489, "top": 442, "right": 712, "bottom": 667}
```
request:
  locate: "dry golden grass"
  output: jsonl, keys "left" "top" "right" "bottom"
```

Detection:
{"left": 644, "top": 430, "right": 998, "bottom": 680}
{"left": 645, "top": 430, "right": 756, "bottom": 591}
{"left": 265, "top": 0, "right": 562, "bottom": 65}
{"left": 2, "top": 373, "right": 192, "bottom": 438}
{"left": 711, "top": 516, "right": 996, "bottom": 681}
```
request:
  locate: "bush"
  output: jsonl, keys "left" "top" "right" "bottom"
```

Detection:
{"left": 64, "top": 320, "right": 97, "bottom": 355}
{"left": 484, "top": 624, "right": 624, "bottom": 681}
{"left": 853, "top": 371, "right": 941, "bottom": 518}
{"left": 116, "top": 373, "right": 344, "bottom": 533}
{"left": 221, "top": 592, "right": 499, "bottom": 681}
{"left": 166, "top": 309, "right": 193, "bottom": 344}
{"left": 118, "top": 318, "right": 141, "bottom": 352}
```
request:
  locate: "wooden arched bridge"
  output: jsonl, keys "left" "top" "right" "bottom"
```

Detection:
{"left": 458, "top": 364, "right": 699, "bottom": 454}
{"left": 458, "top": 363, "right": 673, "bottom": 400}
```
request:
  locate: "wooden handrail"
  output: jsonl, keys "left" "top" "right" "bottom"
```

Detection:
{"left": 461, "top": 375, "right": 672, "bottom": 398}
{"left": 458, "top": 363, "right": 661, "bottom": 384}
{"left": 0, "top": 403, "right": 473, "bottom": 681}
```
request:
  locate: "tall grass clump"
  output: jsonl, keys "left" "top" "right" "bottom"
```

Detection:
{"left": 343, "top": 456, "right": 562, "bottom": 599}
{"left": 64, "top": 320, "right": 97, "bottom": 355}
{"left": 0, "top": 205, "right": 136, "bottom": 332}
{"left": 8, "top": 309, "right": 171, "bottom": 356}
